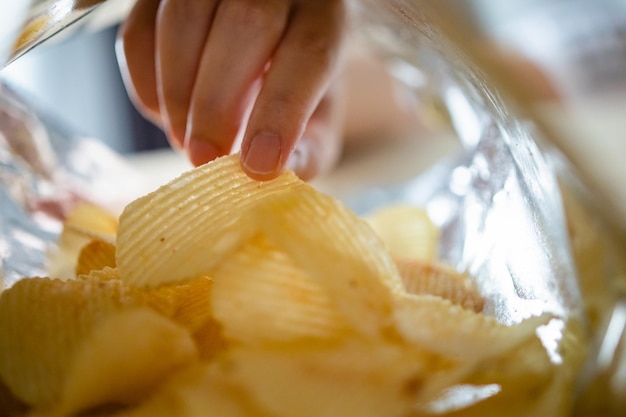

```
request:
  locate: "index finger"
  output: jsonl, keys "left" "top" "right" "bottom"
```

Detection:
{"left": 240, "top": 0, "right": 349, "bottom": 180}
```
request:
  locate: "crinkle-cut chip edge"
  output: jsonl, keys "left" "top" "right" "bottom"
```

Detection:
{"left": 395, "top": 259, "right": 484, "bottom": 313}
{"left": 77, "top": 266, "right": 120, "bottom": 282}
{"left": 251, "top": 188, "right": 402, "bottom": 337}
{"left": 211, "top": 235, "right": 350, "bottom": 344}
{"left": 144, "top": 277, "right": 215, "bottom": 331}
{"left": 75, "top": 238, "right": 117, "bottom": 277}
{"left": 393, "top": 293, "right": 552, "bottom": 362}
{"left": 116, "top": 154, "right": 303, "bottom": 288}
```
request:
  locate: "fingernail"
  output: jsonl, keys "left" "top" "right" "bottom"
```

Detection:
{"left": 242, "top": 132, "right": 281, "bottom": 176}
{"left": 187, "top": 137, "right": 220, "bottom": 167}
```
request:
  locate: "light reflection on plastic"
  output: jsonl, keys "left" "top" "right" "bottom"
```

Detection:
{"left": 450, "top": 166, "right": 472, "bottom": 196}
{"left": 388, "top": 58, "right": 427, "bottom": 89}
{"left": 444, "top": 86, "right": 483, "bottom": 147}
{"left": 50, "top": 0, "right": 75, "bottom": 20}
{"left": 426, "top": 196, "right": 458, "bottom": 228}
{"left": 424, "top": 384, "right": 502, "bottom": 414}
{"left": 536, "top": 318, "right": 565, "bottom": 364}
{"left": 11, "top": 229, "right": 47, "bottom": 252}
{"left": 460, "top": 192, "right": 493, "bottom": 276}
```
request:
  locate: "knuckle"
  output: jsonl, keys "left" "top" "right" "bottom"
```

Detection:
{"left": 222, "top": 0, "right": 280, "bottom": 33}
{"left": 271, "top": 92, "right": 307, "bottom": 112}
{"left": 263, "top": 92, "right": 309, "bottom": 126}
{"left": 299, "top": 32, "right": 334, "bottom": 64}
{"left": 160, "top": 84, "right": 189, "bottom": 112}
{"left": 158, "top": 0, "right": 204, "bottom": 18}
{"left": 195, "top": 100, "right": 241, "bottom": 138}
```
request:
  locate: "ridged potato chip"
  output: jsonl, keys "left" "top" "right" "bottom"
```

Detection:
{"left": 1, "top": 155, "right": 575, "bottom": 417}
{"left": 395, "top": 259, "right": 484, "bottom": 312}
{"left": 47, "top": 203, "right": 118, "bottom": 280}
{"left": 78, "top": 266, "right": 120, "bottom": 282}
{"left": 116, "top": 155, "right": 303, "bottom": 288}
{"left": 366, "top": 205, "right": 439, "bottom": 262}
{"left": 0, "top": 276, "right": 140, "bottom": 406}
{"left": 252, "top": 188, "right": 403, "bottom": 337}
{"left": 145, "top": 277, "right": 214, "bottom": 333}
{"left": 144, "top": 277, "right": 225, "bottom": 359}
{"left": 212, "top": 235, "right": 349, "bottom": 343}
{"left": 75, "top": 238, "right": 117, "bottom": 277}
{"left": 393, "top": 293, "right": 551, "bottom": 362}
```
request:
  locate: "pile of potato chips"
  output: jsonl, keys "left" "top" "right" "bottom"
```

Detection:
{"left": 0, "top": 155, "right": 580, "bottom": 416}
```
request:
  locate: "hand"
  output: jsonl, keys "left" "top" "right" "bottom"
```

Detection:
{"left": 117, "top": 0, "right": 351, "bottom": 180}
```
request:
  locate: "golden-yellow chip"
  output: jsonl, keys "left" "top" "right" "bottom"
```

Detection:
{"left": 0, "top": 154, "right": 577, "bottom": 417}
{"left": 76, "top": 238, "right": 117, "bottom": 277}
{"left": 54, "top": 308, "right": 198, "bottom": 416}
{"left": 0, "top": 275, "right": 140, "bottom": 406}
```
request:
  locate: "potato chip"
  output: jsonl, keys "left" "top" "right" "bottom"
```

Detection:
{"left": 395, "top": 259, "right": 484, "bottom": 312}
{"left": 1, "top": 155, "right": 576, "bottom": 417}
{"left": 420, "top": 338, "right": 556, "bottom": 416}
{"left": 252, "top": 189, "right": 403, "bottom": 337}
{"left": 212, "top": 235, "right": 349, "bottom": 343}
{"left": 145, "top": 277, "right": 214, "bottom": 333}
{"left": 78, "top": 266, "right": 120, "bottom": 282}
{"left": 47, "top": 203, "right": 118, "bottom": 280}
{"left": 366, "top": 204, "right": 439, "bottom": 262}
{"left": 114, "top": 364, "right": 263, "bottom": 417}
{"left": 54, "top": 308, "right": 198, "bottom": 416}
{"left": 0, "top": 378, "right": 27, "bottom": 417}
{"left": 144, "top": 277, "right": 225, "bottom": 360}
{"left": 393, "top": 293, "right": 551, "bottom": 362}
{"left": 62, "top": 203, "right": 119, "bottom": 238}
{"left": 217, "top": 340, "right": 453, "bottom": 417}
{"left": 116, "top": 155, "right": 302, "bottom": 288}
{"left": 0, "top": 276, "right": 140, "bottom": 406}
{"left": 192, "top": 320, "right": 228, "bottom": 361}
{"left": 75, "top": 238, "right": 117, "bottom": 277}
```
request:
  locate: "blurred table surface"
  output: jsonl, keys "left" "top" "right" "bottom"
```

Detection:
{"left": 126, "top": 131, "right": 462, "bottom": 201}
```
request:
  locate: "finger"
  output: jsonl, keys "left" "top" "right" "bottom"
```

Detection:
{"left": 116, "top": 0, "right": 162, "bottom": 127}
{"left": 287, "top": 79, "right": 345, "bottom": 180}
{"left": 185, "top": 0, "right": 290, "bottom": 167}
{"left": 155, "top": 0, "right": 219, "bottom": 148}
{"left": 240, "top": 0, "right": 348, "bottom": 180}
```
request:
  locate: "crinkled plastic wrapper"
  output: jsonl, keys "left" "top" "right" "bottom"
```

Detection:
{"left": 349, "top": 1, "right": 584, "bottom": 327}
{"left": 0, "top": 1, "right": 624, "bottom": 414}
{"left": 0, "top": 83, "right": 144, "bottom": 288}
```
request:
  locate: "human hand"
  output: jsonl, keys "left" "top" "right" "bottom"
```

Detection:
{"left": 117, "top": 0, "right": 351, "bottom": 180}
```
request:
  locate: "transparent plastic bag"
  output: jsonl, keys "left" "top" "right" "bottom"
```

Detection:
{"left": 1, "top": 0, "right": 625, "bottom": 414}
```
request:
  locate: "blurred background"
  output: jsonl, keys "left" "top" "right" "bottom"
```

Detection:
{"left": 2, "top": 0, "right": 626, "bottom": 157}
{"left": 0, "top": 0, "right": 625, "bottom": 201}
{"left": 1, "top": 23, "right": 168, "bottom": 155}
